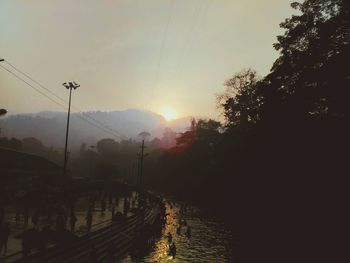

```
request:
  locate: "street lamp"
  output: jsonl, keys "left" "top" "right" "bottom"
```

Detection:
{"left": 0, "top": 109, "right": 7, "bottom": 137}
{"left": 0, "top": 109, "right": 7, "bottom": 116}
{"left": 62, "top": 81, "right": 80, "bottom": 176}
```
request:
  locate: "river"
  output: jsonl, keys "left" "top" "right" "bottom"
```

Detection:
{"left": 122, "top": 200, "right": 236, "bottom": 263}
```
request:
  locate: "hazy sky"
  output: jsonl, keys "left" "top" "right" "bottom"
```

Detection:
{"left": 0, "top": 0, "right": 294, "bottom": 119}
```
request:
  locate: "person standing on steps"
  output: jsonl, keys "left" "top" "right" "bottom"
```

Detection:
{"left": 70, "top": 213, "right": 77, "bottom": 232}
{"left": 0, "top": 222, "right": 10, "bottom": 256}
{"left": 86, "top": 206, "right": 93, "bottom": 232}
{"left": 169, "top": 242, "right": 176, "bottom": 258}
{"left": 186, "top": 226, "right": 192, "bottom": 238}
{"left": 177, "top": 225, "right": 182, "bottom": 235}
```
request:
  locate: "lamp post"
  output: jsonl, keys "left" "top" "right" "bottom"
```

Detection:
{"left": 0, "top": 109, "right": 7, "bottom": 137}
{"left": 0, "top": 109, "right": 7, "bottom": 116}
{"left": 62, "top": 81, "right": 79, "bottom": 176}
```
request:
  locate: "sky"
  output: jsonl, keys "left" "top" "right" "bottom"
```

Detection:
{"left": 0, "top": 0, "right": 295, "bottom": 120}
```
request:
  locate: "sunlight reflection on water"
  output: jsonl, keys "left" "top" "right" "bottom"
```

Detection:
{"left": 122, "top": 201, "right": 234, "bottom": 263}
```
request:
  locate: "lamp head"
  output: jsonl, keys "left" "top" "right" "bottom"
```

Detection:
{"left": 0, "top": 109, "right": 7, "bottom": 116}
{"left": 62, "top": 82, "right": 69, "bottom": 89}
{"left": 73, "top": 81, "right": 80, "bottom": 89}
{"left": 63, "top": 81, "right": 79, "bottom": 89}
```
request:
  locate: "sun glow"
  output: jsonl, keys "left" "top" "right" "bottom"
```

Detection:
{"left": 161, "top": 107, "right": 177, "bottom": 121}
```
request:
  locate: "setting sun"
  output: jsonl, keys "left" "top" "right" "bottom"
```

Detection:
{"left": 161, "top": 107, "right": 177, "bottom": 121}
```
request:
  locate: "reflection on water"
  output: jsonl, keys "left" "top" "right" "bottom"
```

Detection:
{"left": 122, "top": 200, "right": 235, "bottom": 263}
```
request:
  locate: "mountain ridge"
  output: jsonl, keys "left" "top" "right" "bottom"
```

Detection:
{"left": 0, "top": 109, "right": 195, "bottom": 150}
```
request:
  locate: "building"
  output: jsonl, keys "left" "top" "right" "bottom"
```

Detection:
{"left": 0, "top": 146, "right": 63, "bottom": 189}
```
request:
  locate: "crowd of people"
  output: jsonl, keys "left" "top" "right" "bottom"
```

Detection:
{"left": 164, "top": 201, "right": 194, "bottom": 259}
{"left": 1, "top": 188, "right": 196, "bottom": 261}
{"left": 0, "top": 186, "right": 152, "bottom": 259}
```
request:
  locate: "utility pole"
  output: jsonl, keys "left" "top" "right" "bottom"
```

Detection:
{"left": 137, "top": 132, "right": 150, "bottom": 187}
{"left": 131, "top": 163, "right": 135, "bottom": 185}
{"left": 136, "top": 140, "right": 148, "bottom": 210}
{"left": 137, "top": 139, "right": 148, "bottom": 188}
{"left": 136, "top": 154, "right": 141, "bottom": 186}
{"left": 0, "top": 108, "right": 7, "bottom": 137}
{"left": 139, "top": 140, "right": 146, "bottom": 187}
{"left": 62, "top": 81, "right": 79, "bottom": 176}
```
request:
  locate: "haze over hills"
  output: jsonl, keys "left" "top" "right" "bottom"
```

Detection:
{"left": 0, "top": 109, "right": 194, "bottom": 151}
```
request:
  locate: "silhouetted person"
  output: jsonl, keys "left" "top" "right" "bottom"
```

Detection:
{"left": 169, "top": 242, "right": 176, "bottom": 258}
{"left": 0, "top": 207, "right": 4, "bottom": 225}
{"left": 0, "top": 222, "right": 10, "bottom": 256}
{"left": 176, "top": 225, "right": 181, "bottom": 235}
{"left": 111, "top": 203, "right": 115, "bottom": 219}
{"left": 70, "top": 214, "right": 77, "bottom": 232}
{"left": 186, "top": 226, "right": 192, "bottom": 238}
{"left": 23, "top": 206, "right": 29, "bottom": 227}
{"left": 108, "top": 194, "right": 112, "bottom": 207}
{"left": 86, "top": 207, "right": 93, "bottom": 231}
{"left": 101, "top": 199, "right": 106, "bottom": 215}
{"left": 89, "top": 194, "right": 95, "bottom": 211}
{"left": 15, "top": 207, "right": 21, "bottom": 227}
{"left": 32, "top": 211, "right": 39, "bottom": 227}
{"left": 123, "top": 198, "right": 130, "bottom": 216}
{"left": 56, "top": 212, "right": 66, "bottom": 231}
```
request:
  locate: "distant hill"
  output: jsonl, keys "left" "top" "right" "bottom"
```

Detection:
{"left": 0, "top": 109, "right": 193, "bottom": 151}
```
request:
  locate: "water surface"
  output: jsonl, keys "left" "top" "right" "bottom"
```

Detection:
{"left": 122, "top": 201, "right": 236, "bottom": 263}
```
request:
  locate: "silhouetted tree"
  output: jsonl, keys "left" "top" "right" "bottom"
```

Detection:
{"left": 217, "top": 69, "right": 261, "bottom": 128}
{"left": 263, "top": 0, "right": 350, "bottom": 122}
{"left": 96, "top": 138, "right": 119, "bottom": 158}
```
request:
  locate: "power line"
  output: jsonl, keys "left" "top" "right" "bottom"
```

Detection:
{"left": 147, "top": 0, "right": 210, "bottom": 109}
{"left": 0, "top": 64, "right": 68, "bottom": 109}
{"left": 175, "top": 0, "right": 210, "bottom": 77}
{"left": 4, "top": 61, "right": 67, "bottom": 105}
{"left": 147, "top": 0, "right": 175, "bottom": 109}
{"left": 2, "top": 61, "right": 127, "bottom": 140}
{"left": 1, "top": 64, "right": 123, "bottom": 140}
{"left": 5, "top": 60, "right": 127, "bottom": 139}
{"left": 0, "top": 64, "right": 126, "bottom": 140}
